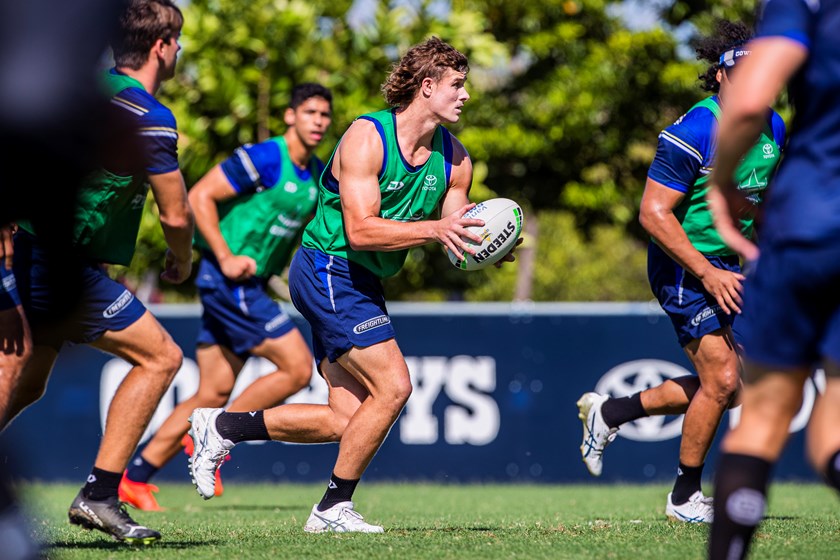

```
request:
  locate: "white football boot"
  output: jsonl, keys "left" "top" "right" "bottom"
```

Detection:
{"left": 665, "top": 491, "right": 714, "bottom": 523}
{"left": 304, "top": 501, "right": 384, "bottom": 533}
{"left": 577, "top": 392, "right": 619, "bottom": 477}
{"left": 188, "top": 408, "right": 234, "bottom": 499}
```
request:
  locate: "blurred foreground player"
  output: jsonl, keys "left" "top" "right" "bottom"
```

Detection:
{"left": 706, "top": 1, "right": 840, "bottom": 558}
{"left": 1, "top": 0, "right": 193, "bottom": 545}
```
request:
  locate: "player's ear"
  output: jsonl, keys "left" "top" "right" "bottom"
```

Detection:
{"left": 284, "top": 107, "right": 295, "bottom": 126}
{"left": 421, "top": 76, "right": 435, "bottom": 98}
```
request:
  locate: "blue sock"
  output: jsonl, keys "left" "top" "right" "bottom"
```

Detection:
{"left": 125, "top": 455, "right": 159, "bottom": 484}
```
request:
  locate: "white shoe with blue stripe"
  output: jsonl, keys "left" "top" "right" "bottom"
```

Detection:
{"left": 666, "top": 491, "right": 714, "bottom": 523}
{"left": 577, "top": 392, "right": 618, "bottom": 477}
{"left": 304, "top": 501, "right": 384, "bottom": 533}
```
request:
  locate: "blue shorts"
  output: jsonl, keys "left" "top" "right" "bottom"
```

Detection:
{"left": 0, "top": 265, "right": 21, "bottom": 310}
{"left": 741, "top": 241, "right": 840, "bottom": 369}
{"left": 648, "top": 242, "right": 741, "bottom": 348}
{"left": 195, "top": 254, "right": 296, "bottom": 359}
{"left": 289, "top": 247, "right": 395, "bottom": 364}
{"left": 12, "top": 231, "right": 146, "bottom": 347}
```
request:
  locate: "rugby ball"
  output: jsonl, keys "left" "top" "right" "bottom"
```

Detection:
{"left": 447, "top": 198, "right": 524, "bottom": 271}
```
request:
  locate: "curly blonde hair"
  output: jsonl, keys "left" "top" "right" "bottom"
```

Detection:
{"left": 381, "top": 37, "right": 469, "bottom": 108}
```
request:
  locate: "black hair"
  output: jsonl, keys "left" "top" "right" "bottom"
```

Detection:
{"left": 289, "top": 83, "right": 332, "bottom": 109}
{"left": 693, "top": 20, "right": 753, "bottom": 93}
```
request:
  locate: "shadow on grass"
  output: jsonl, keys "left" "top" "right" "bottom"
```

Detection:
{"left": 390, "top": 526, "right": 498, "bottom": 533}
{"left": 46, "top": 539, "right": 222, "bottom": 550}
{"left": 203, "top": 504, "right": 301, "bottom": 512}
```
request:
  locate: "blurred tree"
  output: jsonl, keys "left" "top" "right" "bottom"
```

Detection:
{"left": 454, "top": 0, "right": 700, "bottom": 301}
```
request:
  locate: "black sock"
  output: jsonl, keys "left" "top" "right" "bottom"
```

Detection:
{"left": 709, "top": 453, "right": 772, "bottom": 560}
{"left": 671, "top": 462, "right": 704, "bottom": 504}
{"left": 215, "top": 411, "right": 270, "bottom": 444}
{"left": 600, "top": 393, "right": 647, "bottom": 429}
{"left": 125, "top": 454, "right": 159, "bottom": 484}
{"left": 317, "top": 473, "right": 359, "bottom": 512}
{"left": 82, "top": 467, "right": 122, "bottom": 501}
{"left": 824, "top": 449, "right": 840, "bottom": 492}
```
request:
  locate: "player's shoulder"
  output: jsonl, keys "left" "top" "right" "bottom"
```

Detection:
{"left": 661, "top": 100, "right": 717, "bottom": 149}
{"left": 112, "top": 87, "right": 175, "bottom": 125}
{"left": 670, "top": 101, "right": 717, "bottom": 133}
{"left": 443, "top": 128, "right": 470, "bottom": 161}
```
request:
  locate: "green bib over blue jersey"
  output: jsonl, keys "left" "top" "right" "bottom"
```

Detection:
{"left": 674, "top": 97, "right": 781, "bottom": 256}
{"left": 196, "top": 136, "right": 321, "bottom": 278}
{"left": 302, "top": 109, "right": 451, "bottom": 278}
{"left": 19, "top": 71, "right": 151, "bottom": 265}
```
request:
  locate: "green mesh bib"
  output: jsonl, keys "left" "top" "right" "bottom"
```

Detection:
{"left": 302, "top": 109, "right": 451, "bottom": 278}
{"left": 671, "top": 97, "right": 781, "bottom": 256}
{"left": 196, "top": 136, "right": 321, "bottom": 277}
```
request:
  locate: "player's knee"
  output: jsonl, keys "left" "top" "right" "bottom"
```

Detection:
{"left": 381, "top": 376, "right": 412, "bottom": 415}
{"left": 289, "top": 360, "right": 312, "bottom": 392}
{"left": 197, "top": 389, "right": 230, "bottom": 408}
{"left": 704, "top": 369, "right": 740, "bottom": 405}
{"left": 154, "top": 340, "right": 184, "bottom": 380}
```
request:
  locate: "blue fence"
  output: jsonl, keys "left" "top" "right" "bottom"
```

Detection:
{"left": 3, "top": 303, "right": 822, "bottom": 483}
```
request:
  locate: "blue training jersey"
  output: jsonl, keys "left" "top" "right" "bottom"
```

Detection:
{"left": 649, "top": 96, "right": 785, "bottom": 194}
{"left": 756, "top": 0, "right": 840, "bottom": 244}
{"left": 220, "top": 139, "right": 321, "bottom": 195}
{"left": 106, "top": 68, "right": 179, "bottom": 176}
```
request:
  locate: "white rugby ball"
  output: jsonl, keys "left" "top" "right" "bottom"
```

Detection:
{"left": 447, "top": 198, "right": 524, "bottom": 271}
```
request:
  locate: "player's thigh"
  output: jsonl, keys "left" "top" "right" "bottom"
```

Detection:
{"left": 11, "top": 345, "right": 58, "bottom": 406}
{"left": 195, "top": 343, "right": 244, "bottom": 396}
{"left": 337, "top": 339, "right": 412, "bottom": 399}
{"left": 683, "top": 328, "right": 741, "bottom": 391}
{"left": 321, "top": 358, "right": 368, "bottom": 420}
{"left": 250, "top": 327, "right": 313, "bottom": 376}
{"left": 91, "top": 310, "right": 182, "bottom": 371}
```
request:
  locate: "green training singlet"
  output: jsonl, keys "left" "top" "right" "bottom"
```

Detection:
{"left": 196, "top": 136, "right": 321, "bottom": 278}
{"left": 673, "top": 97, "right": 781, "bottom": 256}
{"left": 302, "top": 108, "right": 453, "bottom": 278}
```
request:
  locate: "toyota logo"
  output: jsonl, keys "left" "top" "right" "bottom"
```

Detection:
{"left": 424, "top": 175, "right": 437, "bottom": 188}
{"left": 594, "top": 359, "right": 692, "bottom": 442}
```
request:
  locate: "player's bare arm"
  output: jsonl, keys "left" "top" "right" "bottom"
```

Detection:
{"left": 710, "top": 37, "right": 807, "bottom": 261}
{"left": 640, "top": 177, "right": 744, "bottom": 314}
{"left": 337, "top": 120, "right": 484, "bottom": 254}
{"left": 188, "top": 165, "right": 256, "bottom": 281}
{"left": 0, "top": 224, "right": 15, "bottom": 271}
{"left": 148, "top": 168, "right": 194, "bottom": 284}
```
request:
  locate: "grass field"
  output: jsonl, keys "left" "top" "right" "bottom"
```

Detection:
{"left": 20, "top": 482, "right": 839, "bottom": 559}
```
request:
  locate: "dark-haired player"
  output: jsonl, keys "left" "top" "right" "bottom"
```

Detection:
{"left": 707, "top": 1, "right": 840, "bottom": 557}
{"left": 0, "top": 0, "right": 193, "bottom": 544}
{"left": 120, "top": 84, "right": 333, "bottom": 511}
{"left": 577, "top": 20, "right": 784, "bottom": 523}
{"left": 188, "top": 37, "right": 517, "bottom": 533}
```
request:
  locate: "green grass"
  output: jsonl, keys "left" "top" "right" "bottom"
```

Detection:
{"left": 20, "top": 483, "right": 840, "bottom": 559}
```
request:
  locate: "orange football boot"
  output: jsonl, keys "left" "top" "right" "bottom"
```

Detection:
{"left": 182, "top": 433, "right": 227, "bottom": 497}
{"left": 118, "top": 471, "right": 164, "bottom": 511}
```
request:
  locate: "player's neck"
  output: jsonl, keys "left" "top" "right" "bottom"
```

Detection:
{"left": 115, "top": 64, "right": 161, "bottom": 96}
{"left": 283, "top": 130, "right": 313, "bottom": 169}
{"left": 393, "top": 105, "right": 439, "bottom": 160}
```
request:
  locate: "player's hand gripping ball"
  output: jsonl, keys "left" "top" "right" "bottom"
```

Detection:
{"left": 447, "top": 198, "right": 524, "bottom": 271}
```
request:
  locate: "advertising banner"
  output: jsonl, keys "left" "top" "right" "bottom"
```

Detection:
{"left": 3, "top": 303, "right": 820, "bottom": 483}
